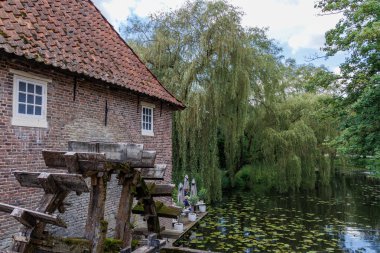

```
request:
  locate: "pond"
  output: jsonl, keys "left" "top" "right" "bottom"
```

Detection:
{"left": 175, "top": 173, "right": 380, "bottom": 252}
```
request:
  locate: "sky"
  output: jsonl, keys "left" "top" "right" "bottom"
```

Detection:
{"left": 92, "top": 0, "right": 346, "bottom": 72}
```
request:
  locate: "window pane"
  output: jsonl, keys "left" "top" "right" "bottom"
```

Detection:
{"left": 35, "top": 85, "right": 42, "bottom": 95}
{"left": 19, "top": 82, "right": 26, "bottom": 91}
{"left": 35, "top": 106, "right": 42, "bottom": 115}
{"left": 19, "top": 93, "right": 26, "bottom": 102}
{"left": 27, "top": 94, "right": 34, "bottom": 104}
{"left": 148, "top": 124, "right": 151, "bottom": 130}
{"left": 143, "top": 123, "right": 146, "bottom": 130}
{"left": 27, "top": 83, "right": 34, "bottom": 93}
{"left": 27, "top": 105, "right": 34, "bottom": 114}
{"left": 35, "top": 96, "right": 42, "bottom": 105}
{"left": 18, "top": 104, "right": 26, "bottom": 114}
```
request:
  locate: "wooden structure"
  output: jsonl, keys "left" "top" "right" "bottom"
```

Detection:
{"left": 0, "top": 141, "right": 181, "bottom": 253}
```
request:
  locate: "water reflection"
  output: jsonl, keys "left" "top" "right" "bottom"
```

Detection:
{"left": 175, "top": 173, "right": 380, "bottom": 252}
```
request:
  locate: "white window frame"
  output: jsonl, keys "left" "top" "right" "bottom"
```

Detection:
{"left": 141, "top": 102, "right": 155, "bottom": 136}
{"left": 11, "top": 69, "right": 50, "bottom": 128}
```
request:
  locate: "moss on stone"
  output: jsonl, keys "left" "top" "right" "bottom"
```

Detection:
{"left": 104, "top": 238, "right": 123, "bottom": 253}
{"left": 100, "top": 220, "right": 108, "bottom": 234}
{"left": 62, "top": 238, "right": 91, "bottom": 246}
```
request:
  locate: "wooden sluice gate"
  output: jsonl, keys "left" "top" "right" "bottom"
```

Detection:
{"left": 0, "top": 141, "right": 182, "bottom": 253}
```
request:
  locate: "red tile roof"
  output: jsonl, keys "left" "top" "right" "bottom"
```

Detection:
{"left": 0, "top": 0, "right": 184, "bottom": 109}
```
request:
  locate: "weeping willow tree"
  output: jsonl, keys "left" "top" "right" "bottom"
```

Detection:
{"left": 242, "top": 60, "right": 340, "bottom": 192}
{"left": 123, "top": 0, "right": 262, "bottom": 200}
{"left": 123, "top": 0, "right": 340, "bottom": 196}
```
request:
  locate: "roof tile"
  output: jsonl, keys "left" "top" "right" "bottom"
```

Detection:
{"left": 0, "top": 0, "right": 184, "bottom": 109}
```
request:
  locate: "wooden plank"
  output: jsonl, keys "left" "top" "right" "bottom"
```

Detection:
{"left": 50, "top": 173, "right": 89, "bottom": 193}
{"left": 12, "top": 235, "right": 29, "bottom": 243}
{"left": 134, "top": 151, "right": 156, "bottom": 168}
{"left": 68, "top": 141, "right": 145, "bottom": 163}
{"left": 147, "top": 183, "right": 175, "bottom": 197}
{"left": 45, "top": 145, "right": 156, "bottom": 170}
{"left": 13, "top": 171, "right": 41, "bottom": 188}
{"left": 114, "top": 171, "right": 140, "bottom": 248}
{"left": 13, "top": 171, "right": 88, "bottom": 193}
{"left": 162, "top": 212, "right": 208, "bottom": 240}
{"left": 84, "top": 174, "right": 108, "bottom": 253}
{"left": 133, "top": 245, "right": 156, "bottom": 253}
{"left": 160, "top": 247, "right": 219, "bottom": 253}
{"left": 133, "top": 226, "right": 165, "bottom": 236}
{"left": 11, "top": 208, "right": 36, "bottom": 228}
{"left": 132, "top": 202, "right": 182, "bottom": 219}
{"left": 38, "top": 172, "right": 59, "bottom": 193}
{"left": 64, "top": 152, "right": 80, "bottom": 173}
{"left": 42, "top": 150, "right": 67, "bottom": 168}
{"left": 43, "top": 150, "right": 107, "bottom": 170}
{"left": 0, "top": 203, "right": 67, "bottom": 228}
{"left": 139, "top": 164, "right": 167, "bottom": 180}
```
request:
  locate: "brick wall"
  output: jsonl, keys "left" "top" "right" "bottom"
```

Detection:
{"left": 0, "top": 54, "right": 174, "bottom": 249}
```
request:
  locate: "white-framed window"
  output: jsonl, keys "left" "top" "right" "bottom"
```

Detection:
{"left": 141, "top": 102, "right": 154, "bottom": 136}
{"left": 11, "top": 69, "right": 49, "bottom": 128}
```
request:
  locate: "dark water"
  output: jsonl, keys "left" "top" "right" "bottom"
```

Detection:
{"left": 175, "top": 174, "right": 380, "bottom": 252}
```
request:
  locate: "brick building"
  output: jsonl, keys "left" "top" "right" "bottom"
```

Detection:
{"left": 0, "top": 0, "right": 184, "bottom": 249}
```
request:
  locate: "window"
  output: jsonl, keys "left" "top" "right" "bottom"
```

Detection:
{"left": 11, "top": 70, "right": 49, "bottom": 128}
{"left": 141, "top": 102, "right": 154, "bottom": 136}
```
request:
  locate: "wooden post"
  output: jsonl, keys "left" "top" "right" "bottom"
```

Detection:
{"left": 143, "top": 198, "right": 161, "bottom": 236}
{"left": 84, "top": 173, "right": 108, "bottom": 253}
{"left": 114, "top": 171, "right": 140, "bottom": 248}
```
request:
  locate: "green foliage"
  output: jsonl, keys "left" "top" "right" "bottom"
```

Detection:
{"left": 234, "top": 165, "right": 252, "bottom": 189}
{"left": 104, "top": 238, "right": 122, "bottom": 253}
{"left": 172, "top": 186, "right": 178, "bottom": 202}
{"left": 221, "top": 170, "right": 231, "bottom": 189}
{"left": 366, "top": 150, "right": 380, "bottom": 177}
{"left": 124, "top": 0, "right": 342, "bottom": 195}
{"left": 123, "top": 0, "right": 280, "bottom": 200}
{"left": 316, "top": 0, "right": 380, "bottom": 156}
{"left": 198, "top": 188, "right": 208, "bottom": 201}
{"left": 243, "top": 89, "right": 338, "bottom": 192}
{"left": 188, "top": 195, "right": 199, "bottom": 206}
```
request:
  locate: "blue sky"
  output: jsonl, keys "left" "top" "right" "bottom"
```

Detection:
{"left": 93, "top": 0, "right": 345, "bottom": 72}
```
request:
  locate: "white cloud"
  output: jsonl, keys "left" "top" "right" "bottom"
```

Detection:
{"left": 231, "top": 0, "right": 341, "bottom": 53}
{"left": 333, "top": 66, "right": 341, "bottom": 75}
{"left": 93, "top": 0, "right": 342, "bottom": 54}
{"left": 93, "top": 0, "right": 183, "bottom": 31}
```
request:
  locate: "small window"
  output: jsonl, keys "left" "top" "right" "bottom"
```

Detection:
{"left": 141, "top": 104, "right": 154, "bottom": 136}
{"left": 11, "top": 71, "right": 49, "bottom": 128}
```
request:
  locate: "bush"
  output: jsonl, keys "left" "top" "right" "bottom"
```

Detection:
{"left": 221, "top": 170, "right": 231, "bottom": 189}
{"left": 233, "top": 165, "right": 254, "bottom": 189}
{"left": 198, "top": 188, "right": 207, "bottom": 201}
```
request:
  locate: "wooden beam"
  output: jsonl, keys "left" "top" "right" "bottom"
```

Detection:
{"left": 84, "top": 173, "right": 108, "bottom": 253}
{"left": 38, "top": 172, "right": 59, "bottom": 193}
{"left": 11, "top": 208, "right": 36, "bottom": 228}
{"left": 44, "top": 147, "right": 157, "bottom": 172}
{"left": 114, "top": 171, "right": 140, "bottom": 248}
{"left": 64, "top": 152, "right": 80, "bottom": 173}
{"left": 42, "top": 150, "right": 67, "bottom": 168}
{"left": 0, "top": 203, "right": 67, "bottom": 228}
{"left": 146, "top": 183, "right": 175, "bottom": 197}
{"left": 68, "top": 141, "right": 145, "bottom": 163}
{"left": 13, "top": 171, "right": 89, "bottom": 193}
{"left": 132, "top": 202, "right": 181, "bottom": 219}
{"left": 139, "top": 164, "right": 167, "bottom": 180}
{"left": 130, "top": 150, "right": 156, "bottom": 168}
